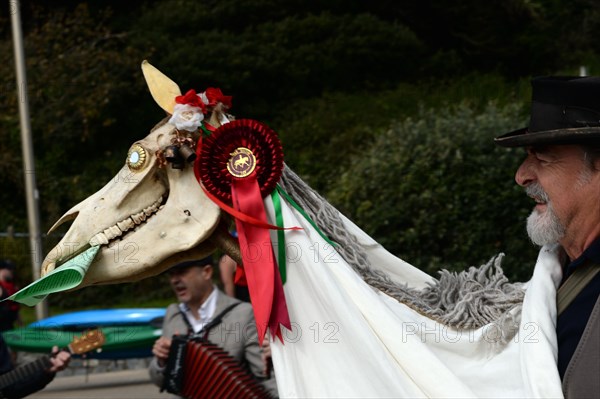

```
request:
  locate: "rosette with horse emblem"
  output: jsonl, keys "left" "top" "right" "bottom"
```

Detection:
{"left": 198, "top": 119, "right": 283, "bottom": 203}
{"left": 195, "top": 119, "right": 290, "bottom": 343}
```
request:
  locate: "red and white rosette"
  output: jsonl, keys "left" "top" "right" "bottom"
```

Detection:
{"left": 196, "top": 119, "right": 291, "bottom": 342}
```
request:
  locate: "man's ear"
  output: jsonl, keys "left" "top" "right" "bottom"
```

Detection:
{"left": 204, "top": 265, "right": 214, "bottom": 280}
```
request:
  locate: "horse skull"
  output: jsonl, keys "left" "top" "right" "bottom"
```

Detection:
{"left": 41, "top": 120, "right": 222, "bottom": 286}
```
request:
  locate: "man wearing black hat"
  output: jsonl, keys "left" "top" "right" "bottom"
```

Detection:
{"left": 148, "top": 256, "right": 277, "bottom": 397}
{"left": 495, "top": 76, "right": 600, "bottom": 398}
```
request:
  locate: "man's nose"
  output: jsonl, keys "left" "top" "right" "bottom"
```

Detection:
{"left": 515, "top": 157, "right": 535, "bottom": 187}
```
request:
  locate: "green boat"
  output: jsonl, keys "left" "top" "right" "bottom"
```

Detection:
{"left": 2, "top": 325, "right": 161, "bottom": 359}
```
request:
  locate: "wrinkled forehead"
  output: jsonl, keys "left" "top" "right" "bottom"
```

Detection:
{"left": 526, "top": 143, "right": 585, "bottom": 158}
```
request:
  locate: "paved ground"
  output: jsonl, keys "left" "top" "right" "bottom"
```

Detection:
{"left": 14, "top": 355, "right": 172, "bottom": 399}
{"left": 30, "top": 368, "right": 173, "bottom": 399}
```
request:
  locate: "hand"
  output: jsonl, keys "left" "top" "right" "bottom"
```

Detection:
{"left": 152, "top": 337, "right": 172, "bottom": 367}
{"left": 260, "top": 335, "right": 273, "bottom": 378}
{"left": 48, "top": 346, "right": 71, "bottom": 373}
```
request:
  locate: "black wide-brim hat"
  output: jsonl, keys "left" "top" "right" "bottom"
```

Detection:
{"left": 495, "top": 76, "right": 600, "bottom": 147}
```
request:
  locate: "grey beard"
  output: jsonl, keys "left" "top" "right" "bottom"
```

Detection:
{"left": 525, "top": 183, "right": 565, "bottom": 246}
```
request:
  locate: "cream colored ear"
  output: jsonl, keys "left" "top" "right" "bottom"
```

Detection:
{"left": 141, "top": 60, "right": 182, "bottom": 114}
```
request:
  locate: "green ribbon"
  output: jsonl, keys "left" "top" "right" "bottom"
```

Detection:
{"left": 269, "top": 186, "right": 337, "bottom": 285}
{"left": 271, "top": 185, "right": 337, "bottom": 284}
{"left": 271, "top": 189, "right": 287, "bottom": 284}
{"left": 200, "top": 122, "right": 214, "bottom": 137}
{"left": 5, "top": 246, "right": 100, "bottom": 306}
{"left": 275, "top": 185, "right": 336, "bottom": 247}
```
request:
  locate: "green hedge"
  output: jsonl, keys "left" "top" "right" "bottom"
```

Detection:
{"left": 326, "top": 102, "right": 539, "bottom": 282}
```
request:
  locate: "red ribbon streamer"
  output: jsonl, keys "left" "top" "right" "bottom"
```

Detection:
{"left": 231, "top": 176, "right": 291, "bottom": 343}
{"left": 194, "top": 119, "right": 292, "bottom": 343}
{"left": 201, "top": 183, "right": 300, "bottom": 232}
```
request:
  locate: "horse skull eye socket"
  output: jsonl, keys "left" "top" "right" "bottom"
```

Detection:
{"left": 127, "top": 144, "right": 147, "bottom": 171}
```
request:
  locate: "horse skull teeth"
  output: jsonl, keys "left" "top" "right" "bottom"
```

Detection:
{"left": 102, "top": 227, "right": 117, "bottom": 241}
{"left": 87, "top": 196, "right": 165, "bottom": 250}
{"left": 110, "top": 226, "right": 122, "bottom": 238}
{"left": 132, "top": 213, "right": 142, "bottom": 224}
{"left": 117, "top": 218, "right": 134, "bottom": 231}
{"left": 89, "top": 233, "right": 109, "bottom": 247}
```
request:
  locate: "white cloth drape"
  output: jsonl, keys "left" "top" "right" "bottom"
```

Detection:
{"left": 265, "top": 198, "right": 564, "bottom": 398}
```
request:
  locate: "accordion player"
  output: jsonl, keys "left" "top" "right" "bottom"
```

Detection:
{"left": 148, "top": 259, "right": 278, "bottom": 398}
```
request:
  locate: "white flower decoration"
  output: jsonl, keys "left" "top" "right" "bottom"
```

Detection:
{"left": 168, "top": 103, "right": 204, "bottom": 131}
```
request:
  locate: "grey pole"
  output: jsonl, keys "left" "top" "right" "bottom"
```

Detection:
{"left": 10, "top": 0, "right": 48, "bottom": 320}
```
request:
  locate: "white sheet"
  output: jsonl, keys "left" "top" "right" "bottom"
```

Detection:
{"left": 266, "top": 198, "right": 564, "bottom": 398}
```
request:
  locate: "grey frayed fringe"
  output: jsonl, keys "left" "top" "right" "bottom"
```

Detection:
{"left": 418, "top": 254, "right": 524, "bottom": 329}
{"left": 280, "top": 166, "right": 525, "bottom": 345}
{"left": 413, "top": 254, "right": 524, "bottom": 346}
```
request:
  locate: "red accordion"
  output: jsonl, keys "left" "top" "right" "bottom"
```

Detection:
{"left": 162, "top": 335, "right": 275, "bottom": 399}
